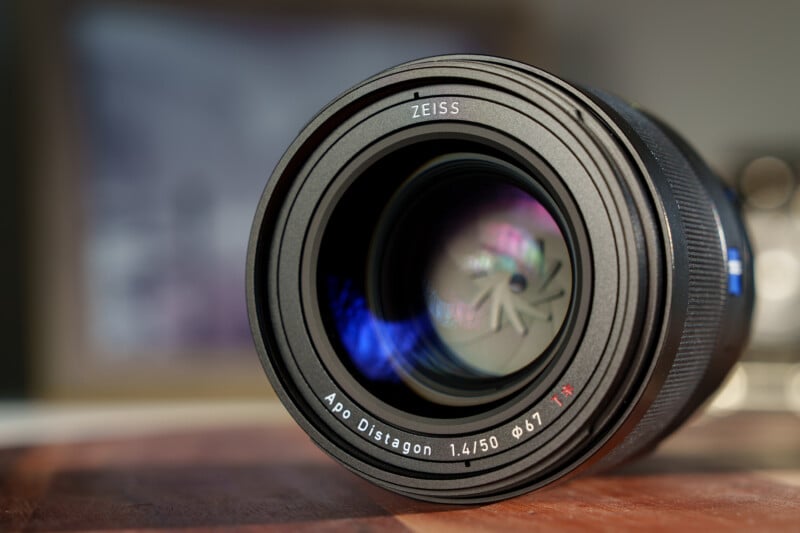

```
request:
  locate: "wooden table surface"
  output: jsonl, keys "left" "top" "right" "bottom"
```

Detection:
{"left": 1, "top": 410, "right": 798, "bottom": 532}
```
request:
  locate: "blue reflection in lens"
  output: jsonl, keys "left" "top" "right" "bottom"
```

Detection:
{"left": 327, "top": 277, "right": 423, "bottom": 382}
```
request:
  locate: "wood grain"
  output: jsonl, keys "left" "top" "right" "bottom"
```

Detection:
{"left": 1, "top": 412, "right": 798, "bottom": 532}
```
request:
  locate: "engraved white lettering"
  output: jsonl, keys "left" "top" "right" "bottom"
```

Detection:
{"left": 410, "top": 100, "right": 460, "bottom": 120}
{"left": 355, "top": 415, "right": 431, "bottom": 456}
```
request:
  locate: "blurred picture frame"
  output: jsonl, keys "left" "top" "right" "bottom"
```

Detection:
{"left": 19, "top": 0, "right": 543, "bottom": 399}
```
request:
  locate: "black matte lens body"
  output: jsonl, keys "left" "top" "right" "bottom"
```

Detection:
{"left": 246, "top": 55, "right": 754, "bottom": 503}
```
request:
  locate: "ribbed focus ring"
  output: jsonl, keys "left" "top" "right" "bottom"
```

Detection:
{"left": 590, "top": 92, "right": 728, "bottom": 466}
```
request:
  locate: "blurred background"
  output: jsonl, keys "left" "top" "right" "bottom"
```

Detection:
{"left": 3, "top": 0, "right": 800, "bottom": 442}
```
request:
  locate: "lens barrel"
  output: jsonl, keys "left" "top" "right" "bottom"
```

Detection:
{"left": 246, "top": 55, "right": 754, "bottom": 503}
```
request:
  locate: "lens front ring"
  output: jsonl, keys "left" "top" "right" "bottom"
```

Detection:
{"left": 252, "top": 81, "right": 657, "bottom": 491}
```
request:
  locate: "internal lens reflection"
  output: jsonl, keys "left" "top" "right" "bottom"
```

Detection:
{"left": 326, "top": 277, "right": 416, "bottom": 382}
{"left": 424, "top": 182, "right": 571, "bottom": 376}
{"left": 320, "top": 150, "right": 573, "bottom": 407}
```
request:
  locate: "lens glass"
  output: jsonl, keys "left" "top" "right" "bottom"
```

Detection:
{"left": 317, "top": 147, "right": 572, "bottom": 411}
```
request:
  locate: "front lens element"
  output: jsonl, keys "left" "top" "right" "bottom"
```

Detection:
{"left": 319, "top": 151, "right": 572, "bottom": 409}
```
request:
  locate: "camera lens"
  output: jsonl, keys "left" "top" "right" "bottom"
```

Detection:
{"left": 247, "top": 55, "right": 754, "bottom": 503}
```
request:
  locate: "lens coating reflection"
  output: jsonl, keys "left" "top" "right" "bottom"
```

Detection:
{"left": 422, "top": 172, "right": 571, "bottom": 377}
{"left": 320, "top": 150, "right": 572, "bottom": 409}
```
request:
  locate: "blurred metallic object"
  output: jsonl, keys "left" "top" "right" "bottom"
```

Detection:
{"left": 738, "top": 153, "right": 800, "bottom": 352}
{"left": 788, "top": 366, "right": 800, "bottom": 412}
{"left": 756, "top": 249, "right": 800, "bottom": 302}
{"left": 740, "top": 156, "right": 795, "bottom": 210}
{"left": 709, "top": 362, "right": 800, "bottom": 414}
{"left": 727, "top": 153, "right": 800, "bottom": 413}
{"left": 790, "top": 186, "right": 800, "bottom": 229}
